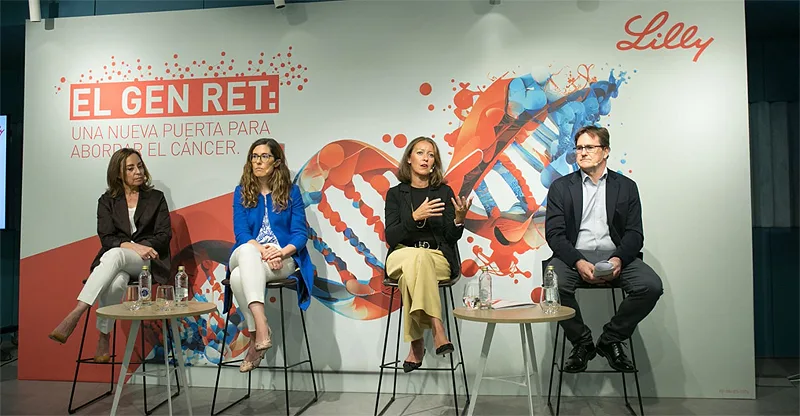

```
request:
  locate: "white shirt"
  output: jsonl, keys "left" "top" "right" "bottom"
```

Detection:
{"left": 128, "top": 207, "right": 137, "bottom": 235}
{"left": 255, "top": 195, "right": 280, "bottom": 246}
{"left": 575, "top": 168, "right": 615, "bottom": 251}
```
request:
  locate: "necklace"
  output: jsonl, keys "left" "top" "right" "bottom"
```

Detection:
{"left": 412, "top": 185, "right": 431, "bottom": 228}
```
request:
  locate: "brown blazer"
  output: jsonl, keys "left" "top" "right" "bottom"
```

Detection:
{"left": 90, "top": 188, "right": 172, "bottom": 284}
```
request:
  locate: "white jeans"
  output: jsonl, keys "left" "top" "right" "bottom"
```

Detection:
{"left": 77, "top": 247, "right": 149, "bottom": 334}
{"left": 229, "top": 243, "right": 296, "bottom": 331}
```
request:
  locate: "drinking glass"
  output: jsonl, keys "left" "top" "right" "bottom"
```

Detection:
{"left": 156, "top": 285, "right": 175, "bottom": 312}
{"left": 462, "top": 279, "right": 480, "bottom": 309}
{"left": 123, "top": 285, "right": 141, "bottom": 311}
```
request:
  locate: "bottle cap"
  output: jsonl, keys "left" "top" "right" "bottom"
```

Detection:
{"left": 479, "top": 266, "right": 489, "bottom": 272}
{"left": 178, "top": 266, "right": 185, "bottom": 271}
{"left": 546, "top": 265, "right": 555, "bottom": 270}
{"left": 142, "top": 265, "right": 149, "bottom": 271}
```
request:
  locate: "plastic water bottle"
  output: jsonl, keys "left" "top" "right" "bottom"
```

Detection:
{"left": 138, "top": 265, "right": 152, "bottom": 305}
{"left": 541, "top": 265, "right": 561, "bottom": 314}
{"left": 174, "top": 266, "right": 189, "bottom": 307}
{"left": 478, "top": 266, "right": 493, "bottom": 309}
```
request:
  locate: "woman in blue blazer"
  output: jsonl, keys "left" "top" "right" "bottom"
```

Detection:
{"left": 229, "top": 138, "right": 315, "bottom": 372}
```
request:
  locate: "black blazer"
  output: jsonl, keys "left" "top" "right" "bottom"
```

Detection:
{"left": 544, "top": 170, "right": 643, "bottom": 268}
{"left": 91, "top": 188, "right": 172, "bottom": 284}
{"left": 384, "top": 183, "right": 464, "bottom": 279}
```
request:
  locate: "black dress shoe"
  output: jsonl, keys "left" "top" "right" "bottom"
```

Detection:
{"left": 596, "top": 341, "right": 636, "bottom": 373}
{"left": 564, "top": 342, "right": 596, "bottom": 373}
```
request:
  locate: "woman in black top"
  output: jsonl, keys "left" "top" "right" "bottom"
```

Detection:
{"left": 48, "top": 149, "right": 172, "bottom": 363}
{"left": 384, "top": 136, "right": 472, "bottom": 372}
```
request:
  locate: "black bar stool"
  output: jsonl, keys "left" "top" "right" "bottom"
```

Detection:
{"left": 543, "top": 257, "right": 645, "bottom": 416}
{"left": 68, "top": 281, "right": 181, "bottom": 414}
{"left": 210, "top": 270, "right": 318, "bottom": 416}
{"left": 374, "top": 274, "right": 470, "bottom": 416}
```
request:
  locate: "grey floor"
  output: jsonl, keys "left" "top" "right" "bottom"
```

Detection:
{"left": 0, "top": 355, "right": 797, "bottom": 416}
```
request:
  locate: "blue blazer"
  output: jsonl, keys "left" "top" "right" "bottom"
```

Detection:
{"left": 230, "top": 184, "right": 315, "bottom": 311}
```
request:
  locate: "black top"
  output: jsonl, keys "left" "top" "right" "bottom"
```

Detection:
{"left": 401, "top": 186, "right": 438, "bottom": 247}
{"left": 384, "top": 182, "right": 465, "bottom": 279}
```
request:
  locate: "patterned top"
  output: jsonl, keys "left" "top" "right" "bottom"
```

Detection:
{"left": 255, "top": 195, "right": 280, "bottom": 245}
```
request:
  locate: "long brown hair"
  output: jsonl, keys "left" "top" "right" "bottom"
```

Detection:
{"left": 106, "top": 148, "right": 152, "bottom": 198}
{"left": 239, "top": 138, "right": 292, "bottom": 211}
{"left": 396, "top": 136, "right": 445, "bottom": 187}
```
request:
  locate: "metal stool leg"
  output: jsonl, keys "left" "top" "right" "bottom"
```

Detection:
{"left": 374, "top": 287, "right": 396, "bottom": 416}
{"left": 629, "top": 334, "right": 645, "bottom": 416}
{"left": 392, "top": 292, "right": 402, "bottom": 398}
{"left": 547, "top": 323, "right": 560, "bottom": 411}
{"left": 68, "top": 309, "right": 115, "bottom": 414}
{"left": 441, "top": 289, "right": 459, "bottom": 413}
{"left": 610, "top": 289, "right": 632, "bottom": 411}
{"left": 280, "top": 288, "right": 291, "bottom": 416}
{"left": 448, "top": 287, "right": 470, "bottom": 412}
{"left": 555, "top": 330, "right": 566, "bottom": 416}
{"left": 620, "top": 290, "right": 644, "bottom": 416}
{"left": 299, "top": 308, "right": 318, "bottom": 400}
{"left": 211, "top": 301, "right": 250, "bottom": 415}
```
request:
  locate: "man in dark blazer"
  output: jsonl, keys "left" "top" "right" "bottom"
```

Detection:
{"left": 545, "top": 126, "right": 662, "bottom": 373}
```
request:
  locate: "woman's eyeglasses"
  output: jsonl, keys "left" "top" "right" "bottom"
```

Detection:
{"left": 251, "top": 153, "right": 275, "bottom": 163}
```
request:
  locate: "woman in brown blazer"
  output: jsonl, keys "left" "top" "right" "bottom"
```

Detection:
{"left": 48, "top": 148, "right": 172, "bottom": 362}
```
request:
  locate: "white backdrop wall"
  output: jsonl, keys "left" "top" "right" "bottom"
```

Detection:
{"left": 20, "top": 0, "right": 754, "bottom": 399}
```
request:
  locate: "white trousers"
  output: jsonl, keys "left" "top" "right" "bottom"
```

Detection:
{"left": 77, "top": 247, "right": 149, "bottom": 334}
{"left": 229, "top": 243, "right": 296, "bottom": 331}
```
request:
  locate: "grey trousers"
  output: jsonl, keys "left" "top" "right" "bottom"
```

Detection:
{"left": 549, "top": 250, "right": 663, "bottom": 346}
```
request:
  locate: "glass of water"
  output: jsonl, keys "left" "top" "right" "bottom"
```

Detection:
{"left": 123, "top": 285, "right": 141, "bottom": 311}
{"left": 156, "top": 285, "right": 175, "bottom": 312}
{"left": 462, "top": 279, "right": 480, "bottom": 309}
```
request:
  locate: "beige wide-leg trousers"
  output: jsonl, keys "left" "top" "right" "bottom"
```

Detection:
{"left": 386, "top": 246, "right": 450, "bottom": 342}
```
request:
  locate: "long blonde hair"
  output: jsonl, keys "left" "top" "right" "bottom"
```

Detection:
{"left": 239, "top": 138, "right": 292, "bottom": 211}
{"left": 396, "top": 136, "right": 445, "bottom": 187}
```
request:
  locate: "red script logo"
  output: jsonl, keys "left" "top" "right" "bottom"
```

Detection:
{"left": 616, "top": 11, "right": 714, "bottom": 62}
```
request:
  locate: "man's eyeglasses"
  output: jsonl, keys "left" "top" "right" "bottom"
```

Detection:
{"left": 251, "top": 153, "right": 275, "bottom": 163}
{"left": 574, "top": 145, "right": 606, "bottom": 154}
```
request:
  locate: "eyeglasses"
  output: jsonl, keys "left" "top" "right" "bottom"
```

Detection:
{"left": 251, "top": 153, "right": 275, "bottom": 163}
{"left": 574, "top": 145, "right": 606, "bottom": 154}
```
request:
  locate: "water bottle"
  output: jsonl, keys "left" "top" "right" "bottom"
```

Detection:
{"left": 174, "top": 266, "right": 189, "bottom": 307}
{"left": 478, "top": 266, "right": 492, "bottom": 309}
{"left": 541, "top": 265, "right": 561, "bottom": 314}
{"left": 138, "top": 265, "right": 152, "bottom": 305}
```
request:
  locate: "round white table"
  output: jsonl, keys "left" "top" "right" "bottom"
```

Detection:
{"left": 96, "top": 301, "right": 217, "bottom": 416}
{"left": 453, "top": 305, "right": 575, "bottom": 416}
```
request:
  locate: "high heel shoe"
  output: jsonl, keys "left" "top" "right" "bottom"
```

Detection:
{"left": 254, "top": 326, "right": 272, "bottom": 352}
{"left": 435, "top": 343, "right": 454, "bottom": 356}
{"left": 94, "top": 354, "right": 111, "bottom": 364}
{"left": 402, "top": 349, "right": 425, "bottom": 373}
{"left": 48, "top": 325, "right": 76, "bottom": 344}
{"left": 49, "top": 316, "right": 80, "bottom": 344}
{"left": 239, "top": 350, "right": 265, "bottom": 373}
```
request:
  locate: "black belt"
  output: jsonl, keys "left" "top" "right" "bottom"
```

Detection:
{"left": 412, "top": 241, "right": 439, "bottom": 250}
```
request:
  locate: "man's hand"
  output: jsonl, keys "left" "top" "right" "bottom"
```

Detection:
{"left": 575, "top": 259, "right": 597, "bottom": 284}
{"left": 608, "top": 257, "right": 622, "bottom": 279}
